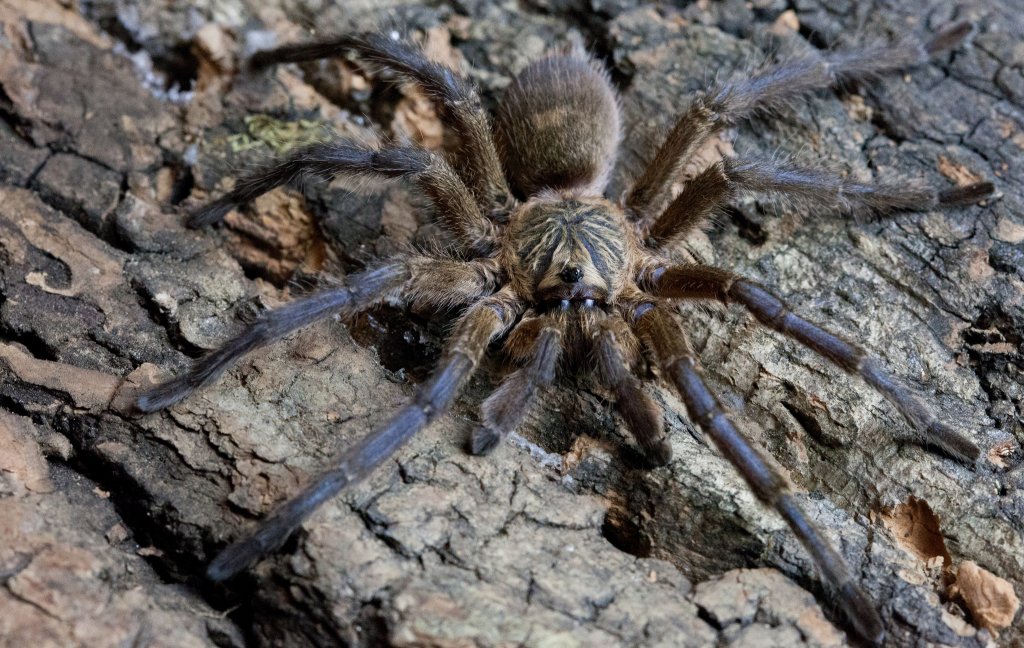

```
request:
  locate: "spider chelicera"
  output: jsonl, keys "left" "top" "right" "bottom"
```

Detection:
{"left": 136, "top": 22, "right": 993, "bottom": 643}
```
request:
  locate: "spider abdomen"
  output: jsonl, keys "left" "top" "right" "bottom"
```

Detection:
{"left": 495, "top": 48, "right": 621, "bottom": 197}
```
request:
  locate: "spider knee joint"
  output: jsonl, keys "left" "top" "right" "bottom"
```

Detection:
{"left": 416, "top": 353, "right": 475, "bottom": 419}
{"left": 728, "top": 281, "right": 788, "bottom": 327}
{"left": 631, "top": 302, "right": 655, "bottom": 322}
{"left": 478, "top": 297, "right": 519, "bottom": 327}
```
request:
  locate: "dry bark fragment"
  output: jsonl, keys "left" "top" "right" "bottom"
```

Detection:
{"left": 952, "top": 561, "right": 1021, "bottom": 636}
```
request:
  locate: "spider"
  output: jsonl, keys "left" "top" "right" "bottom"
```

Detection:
{"left": 136, "top": 22, "right": 994, "bottom": 644}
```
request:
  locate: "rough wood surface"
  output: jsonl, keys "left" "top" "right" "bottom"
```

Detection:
{"left": 1, "top": 1, "right": 1022, "bottom": 646}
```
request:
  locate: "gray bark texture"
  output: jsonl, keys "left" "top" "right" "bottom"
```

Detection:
{"left": 1, "top": 0, "right": 1022, "bottom": 646}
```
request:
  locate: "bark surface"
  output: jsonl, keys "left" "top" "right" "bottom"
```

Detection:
{"left": 1, "top": 1, "right": 1022, "bottom": 647}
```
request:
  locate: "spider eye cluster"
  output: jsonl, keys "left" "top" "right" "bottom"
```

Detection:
{"left": 559, "top": 266, "right": 584, "bottom": 283}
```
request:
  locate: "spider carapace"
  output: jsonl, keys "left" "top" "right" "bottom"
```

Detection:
{"left": 506, "top": 198, "right": 628, "bottom": 307}
{"left": 136, "top": 23, "right": 994, "bottom": 645}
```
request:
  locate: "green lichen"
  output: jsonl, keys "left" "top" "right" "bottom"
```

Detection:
{"left": 226, "top": 114, "right": 332, "bottom": 154}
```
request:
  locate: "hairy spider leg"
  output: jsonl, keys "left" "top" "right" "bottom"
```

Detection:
{"left": 470, "top": 315, "right": 563, "bottom": 455}
{"left": 135, "top": 257, "right": 500, "bottom": 413}
{"left": 644, "top": 157, "right": 994, "bottom": 247}
{"left": 136, "top": 266, "right": 397, "bottom": 412}
{"left": 639, "top": 263, "right": 981, "bottom": 463}
{"left": 723, "top": 158, "right": 994, "bottom": 212}
{"left": 634, "top": 304, "right": 886, "bottom": 645}
{"left": 626, "top": 21, "right": 977, "bottom": 220}
{"left": 643, "top": 162, "right": 731, "bottom": 247}
{"left": 250, "top": 33, "right": 510, "bottom": 210}
{"left": 186, "top": 139, "right": 497, "bottom": 252}
{"left": 207, "top": 289, "right": 522, "bottom": 581}
{"left": 470, "top": 308, "right": 671, "bottom": 465}
{"left": 594, "top": 315, "right": 670, "bottom": 465}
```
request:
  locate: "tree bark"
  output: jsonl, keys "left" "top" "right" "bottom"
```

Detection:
{"left": 1, "top": 1, "right": 1021, "bottom": 646}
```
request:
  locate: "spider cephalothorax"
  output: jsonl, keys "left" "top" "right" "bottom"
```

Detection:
{"left": 136, "top": 25, "right": 994, "bottom": 644}
{"left": 503, "top": 196, "right": 633, "bottom": 305}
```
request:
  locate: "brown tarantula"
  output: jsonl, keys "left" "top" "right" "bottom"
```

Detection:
{"left": 136, "top": 22, "right": 994, "bottom": 643}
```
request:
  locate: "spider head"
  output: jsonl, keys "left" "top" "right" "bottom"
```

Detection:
{"left": 503, "top": 196, "right": 632, "bottom": 309}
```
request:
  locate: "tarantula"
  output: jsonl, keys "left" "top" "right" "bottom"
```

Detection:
{"left": 136, "top": 21, "right": 994, "bottom": 643}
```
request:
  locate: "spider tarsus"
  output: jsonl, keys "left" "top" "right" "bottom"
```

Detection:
{"left": 247, "top": 49, "right": 281, "bottom": 72}
{"left": 206, "top": 539, "right": 260, "bottom": 582}
{"left": 617, "top": 391, "right": 671, "bottom": 466}
{"left": 206, "top": 514, "right": 302, "bottom": 582}
{"left": 937, "top": 181, "right": 995, "bottom": 206}
{"left": 469, "top": 426, "right": 502, "bottom": 456}
{"left": 187, "top": 199, "right": 235, "bottom": 228}
{"left": 774, "top": 492, "right": 886, "bottom": 646}
{"left": 245, "top": 37, "right": 361, "bottom": 72}
{"left": 135, "top": 379, "right": 191, "bottom": 414}
{"left": 924, "top": 21, "right": 974, "bottom": 56}
{"left": 839, "top": 582, "right": 887, "bottom": 646}
{"left": 926, "top": 421, "right": 982, "bottom": 464}
{"left": 858, "top": 358, "right": 981, "bottom": 466}
{"left": 640, "top": 438, "right": 672, "bottom": 467}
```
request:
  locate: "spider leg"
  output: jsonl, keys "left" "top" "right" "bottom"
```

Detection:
{"left": 625, "top": 21, "right": 975, "bottom": 218}
{"left": 643, "top": 157, "right": 994, "bottom": 246}
{"left": 186, "top": 139, "right": 497, "bottom": 253}
{"left": 594, "top": 315, "right": 671, "bottom": 465}
{"left": 469, "top": 315, "right": 563, "bottom": 455}
{"left": 642, "top": 162, "right": 731, "bottom": 246}
{"left": 725, "top": 157, "right": 995, "bottom": 212}
{"left": 638, "top": 263, "right": 981, "bottom": 463}
{"left": 249, "top": 33, "right": 510, "bottom": 210}
{"left": 136, "top": 257, "right": 501, "bottom": 413}
{"left": 206, "top": 288, "right": 522, "bottom": 581}
{"left": 633, "top": 304, "right": 885, "bottom": 645}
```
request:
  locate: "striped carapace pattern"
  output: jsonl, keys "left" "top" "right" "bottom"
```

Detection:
{"left": 503, "top": 197, "right": 631, "bottom": 305}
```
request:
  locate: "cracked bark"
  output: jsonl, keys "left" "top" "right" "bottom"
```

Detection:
{"left": 1, "top": 1, "right": 1022, "bottom": 647}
